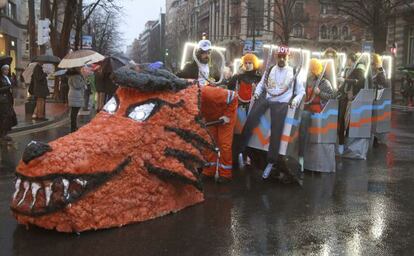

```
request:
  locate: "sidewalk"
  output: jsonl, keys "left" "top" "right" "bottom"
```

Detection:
{"left": 10, "top": 100, "right": 68, "bottom": 133}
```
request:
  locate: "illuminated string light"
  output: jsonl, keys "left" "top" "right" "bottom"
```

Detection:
{"left": 381, "top": 55, "right": 393, "bottom": 79}
{"left": 180, "top": 42, "right": 226, "bottom": 70}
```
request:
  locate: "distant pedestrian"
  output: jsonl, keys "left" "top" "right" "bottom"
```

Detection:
{"left": 30, "top": 62, "right": 49, "bottom": 121}
{"left": 59, "top": 75, "right": 69, "bottom": 103}
{"left": 401, "top": 74, "right": 414, "bottom": 107}
{"left": 67, "top": 68, "right": 87, "bottom": 132}
{"left": 0, "top": 64, "right": 17, "bottom": 141}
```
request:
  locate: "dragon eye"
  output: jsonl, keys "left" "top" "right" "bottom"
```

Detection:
{"left": 103, "top": 97, "right": 118, "bottom": 114}
{"left": 128, "top": 103, "right": 156, "bottom": 122}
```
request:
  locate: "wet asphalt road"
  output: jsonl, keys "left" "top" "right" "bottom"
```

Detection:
{"left": 1, "top": 111, "right": 414, "bottom": 256}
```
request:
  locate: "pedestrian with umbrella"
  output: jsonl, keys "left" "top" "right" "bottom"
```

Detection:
{"left": 58, "top": 50, "right": 104, "bottom": 132}
{"left": 95, "top": 54, "right": 132, "bottom": 111}
{"left": 0, "top": 56, "right": 17, "bottom": 141}
{"left": 30, "top": 61, "right": 49, "bottom": 121}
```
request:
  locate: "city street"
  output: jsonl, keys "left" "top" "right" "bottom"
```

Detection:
{"left": 1, "top": 109, "right": 413, "bottom": 255}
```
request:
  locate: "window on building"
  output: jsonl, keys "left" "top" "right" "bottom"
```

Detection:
{"left": 8, "top": 2, "right": 17, "bottom": 20}
{"left": 293, "top": 2, "right": 304, "bottom": 17}
{"left": 267, "top": 0, "right": 271, "bottom": 30}
{"left": 409, "top": 27, "right": 414, "bottom": 65}
{"left": 342, "top": 26, "right": 349, "bottom": 39}
{"left": 320, "top": 3, "right": 328, "bottom": 15}
{"left": 292, "top": 24, "right": 304, "bottom": 38}
{"left": 331, "top": 26, "right": 338, "bottom": 40}
{"left": 320, "top": 24, "right": 328, "bottom": 39}
{"left": 247, "top": 0, "right": 264, "bottom": 37}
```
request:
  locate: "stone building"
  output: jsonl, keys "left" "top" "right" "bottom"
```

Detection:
{"left": 166, "top": 0, "right": 369, "bottom": 62}
{"left": 0, "top": 0, "right": 33, "bottom": 74}
{"left": 388, "top": 2, "right": 414, "bottom": 72}
{"left": 138, "top": 14, "right": 166, "bottom": 64}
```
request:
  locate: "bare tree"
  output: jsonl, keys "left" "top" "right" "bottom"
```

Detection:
{"left": 44, "top": 0, "right": 78, "bottom": 58}
{"left": 243, "top": 0, "right": 300, "bottom": 45}
{"left": 40, "top": 0, "right": 122, "bottom": 57}
{"left": 330, "top": 0, "right": 409, "bottom": 53}
{"left": 129, "top": 39, "right": 141, "bottom": 63}
{"left": 74, "top": 0, "right": 123, "bottom": 50}
{"left": 87, "top": 7, "right": 123, "bottom": 55}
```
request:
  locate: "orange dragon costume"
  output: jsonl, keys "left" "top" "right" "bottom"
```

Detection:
{"left": 10, "top": 66, "right": 216, "bottom": 232}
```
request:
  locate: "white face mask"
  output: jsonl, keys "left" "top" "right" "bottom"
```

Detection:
{"left": 245, "top": 63, "right": 254, "bottom": 71}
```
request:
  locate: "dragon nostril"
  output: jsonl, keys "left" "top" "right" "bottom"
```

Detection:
{"left": 22, "top": 141, "right": 52, "bottom": 164}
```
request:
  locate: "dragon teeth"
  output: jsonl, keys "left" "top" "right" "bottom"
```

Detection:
{"left": 30, "top": 182, "right": 41, "bottom": 209}
{"left": 44, "top": 182, "right": 53, "bottom": 206}
{"left": 12, "top": 178, "right": 21, "bottom": 201}
{"left": 74, "top": 178, "right": 87, "bottom": 187}
{"left": 17, "top": 181, "right": 30, "bottom": 206}
{"left": 62, "top": 179, "right": 70, "bottom": 201}
{"left": 13, "top": 176, "right": 90, "bottom": 211}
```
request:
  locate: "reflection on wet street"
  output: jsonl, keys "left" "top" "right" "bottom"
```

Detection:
{"left": 1, "top": 110, "right": 414, "bottom": 255}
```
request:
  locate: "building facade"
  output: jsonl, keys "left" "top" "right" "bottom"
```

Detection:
{"left": 388, "top": 2, "right": 414, "bottom": 72}
{"left": 137, "top": 14, "right": 166, "bottom": 64}
{"left": 0, "top": 0, "right": 31, "bottom": 74}
{"left": 166, "top": 0, "right": 368, "bottom": 63}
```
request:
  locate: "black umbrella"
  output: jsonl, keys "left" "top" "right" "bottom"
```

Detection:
{"left": 31, "top": 54, "right": 61, "bottom": 64}
{"left": 101, "top": 54, "right": 133, "bottom": 73}
{"left": 0, "top": 56, "right": 12, "bottom": 67}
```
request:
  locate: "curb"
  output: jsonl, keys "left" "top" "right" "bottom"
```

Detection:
{"left": 9, "top": 110, "right": 69, "bottom": 134}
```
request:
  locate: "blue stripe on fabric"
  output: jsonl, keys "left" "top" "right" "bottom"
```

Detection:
{"left": 351, "top": 105, "right": 373, "bottom": 115}
{"left": 310, "top": 109, "right": 339, "bottom": 120}
{"left": 351, "top": 100, "right": 392, "bottom": 115}
{"left": 372, "top": 100, "right": 391, "bottom": 110}
{"left": 237, "top": 108, "right": 247, "bottom": 121}
{"left": 284, "top": 117, "right": 301, "bottom": 127}
{"left": 258, "top": 115, "right": 271, "bottom": 135}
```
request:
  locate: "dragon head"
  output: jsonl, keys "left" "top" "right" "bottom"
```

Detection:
{"left": 10, "top": 66, "right": 215, "bottom": 232}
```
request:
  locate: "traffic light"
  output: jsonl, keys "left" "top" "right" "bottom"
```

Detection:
{"left": 391, "top": 42, "right": 397, "bottom": 57}
{"left": 37, "top": 19, "right": 51, "bottom": 45}
{"left": 165, "top": 48, "right": 169, "bottom": 56}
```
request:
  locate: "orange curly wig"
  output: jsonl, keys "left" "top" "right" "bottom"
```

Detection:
{"left": 241, "top": 53, "right": 260, "bottom": 70}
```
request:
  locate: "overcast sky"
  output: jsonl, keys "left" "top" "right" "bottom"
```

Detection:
{"left": 119, "top": 0, "right": 165, "bottom": 50}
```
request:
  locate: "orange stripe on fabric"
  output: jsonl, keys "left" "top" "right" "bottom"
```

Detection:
{"left": 371, "top": 111, "right": 391, "bottom": 122}
{"left": 308, "top": 122, "right": 338, "bottom": 135}
{"left": 350, "top": 112, "right": 391, "bottom": 128}
{"left": 253, "top": 127, "right": 270, "bottom": 146}
{"left": 281, "top": 130, "right": 299, "bottom": 143}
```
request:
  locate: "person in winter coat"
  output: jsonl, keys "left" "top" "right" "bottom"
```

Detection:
{"left": 337, "top": 52, "right": 366, "bottom": 154}
{"left": 176, "top": 39, "right": 220, "bottom": 86}
{"left": 0, "top": 64, "right": 17, "bottom": 141}
{"left": 30, "top": 62, "right": 49, "bottom": 120}
{"left": 67, "top": 68, "right": 87, "bottom": 132}
{"left": 299, "top": 58, "right": 336, "bottom": 167}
